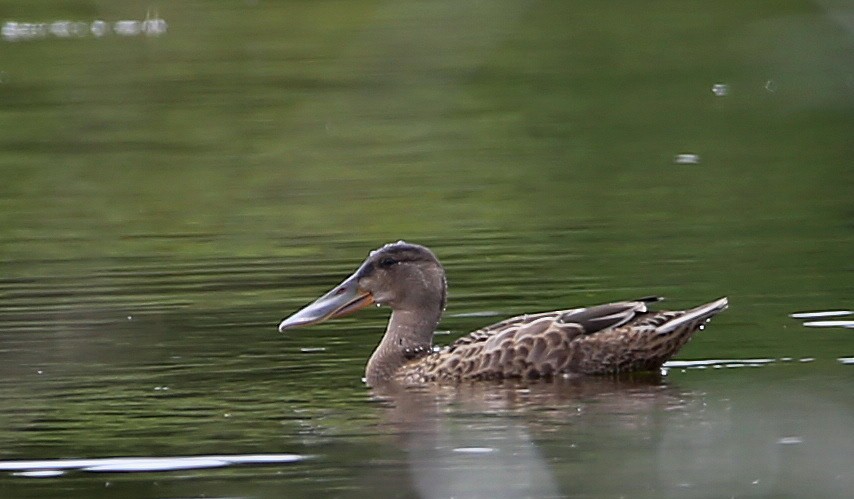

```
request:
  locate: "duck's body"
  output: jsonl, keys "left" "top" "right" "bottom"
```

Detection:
{"left": 278, "top": 242, "right": 728, "bottom": 387}
{"left": 388, "top": 296, "right": 727, "bottom": 385}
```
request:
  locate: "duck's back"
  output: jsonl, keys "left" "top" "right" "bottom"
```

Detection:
{"left": 394, "top": 297, "right": 728, "bottom": 384}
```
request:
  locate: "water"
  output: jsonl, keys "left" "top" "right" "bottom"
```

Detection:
{"left": 1, "top": 1, "right": 852, "bottom": 497}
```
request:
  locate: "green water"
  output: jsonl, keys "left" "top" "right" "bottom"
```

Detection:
{"left": 1, "top": 1, "right": 852, "bottom": 497}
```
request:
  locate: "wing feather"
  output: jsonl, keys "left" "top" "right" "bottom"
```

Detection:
{"left": 394, "top": 297, "right": 726, "bottom": 383}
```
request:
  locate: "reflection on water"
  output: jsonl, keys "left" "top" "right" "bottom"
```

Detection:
{"left": 367, "top": 377, "right": 673, "bottom": 498}
{"left": 653, "top": 384, "right": 852, "bottom": 498}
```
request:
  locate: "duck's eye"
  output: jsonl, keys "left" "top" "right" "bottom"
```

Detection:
{"left": 378, "top": 257, "right": 398, "bottom": 268}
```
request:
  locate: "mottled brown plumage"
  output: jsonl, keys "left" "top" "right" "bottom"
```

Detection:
{"left": 278, "top": 241, "right": 728, "bottom": 387}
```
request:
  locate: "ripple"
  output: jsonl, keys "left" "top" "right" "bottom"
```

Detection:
{"left": 452, "top": 447, "right": 496, "bottom": 454}
{"left": 11, "top": 470, "right": 66, "bottom": 478}
{"left": 790, "top": 310, "right": 854, "bottom": 329}
{"left": 789, "top": 310, "right": 851, "bottom": 319}
{"left": 801, "top": 320, "right": 854, "bottom": 329}
{"left": 447, "top": 311, "right": 504, "bottom": 318}
{"left": 299, "top": 347, "right": 327, "bottom": 353}
{"left": 0, "top": 454, "right": 308, "bottom": 475}
{"left": 664, "top": 359, "right": 775, "bottom": 369}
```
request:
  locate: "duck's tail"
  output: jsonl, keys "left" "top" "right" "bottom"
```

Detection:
{"left": 571, "top": 297, "right": 729, "bottom": 374}
{"left": 658, "top": 296, "right": 729, "bottom": 335}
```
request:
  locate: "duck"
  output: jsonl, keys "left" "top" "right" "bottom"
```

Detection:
{"left": 278, "top": 241, "right": 728, "bottom": 387}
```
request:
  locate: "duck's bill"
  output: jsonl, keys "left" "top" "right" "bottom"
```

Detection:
{"left": 278, "top": 273, "right": 375, "bottom": 332}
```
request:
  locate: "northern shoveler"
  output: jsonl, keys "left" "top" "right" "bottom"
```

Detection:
{"left": 278, "top": 241, "right": 728, "bottom": 386}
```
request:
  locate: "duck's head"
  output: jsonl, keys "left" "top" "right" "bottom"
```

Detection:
{"left": 278, "top": 241, "right": 447, "bottom": 332}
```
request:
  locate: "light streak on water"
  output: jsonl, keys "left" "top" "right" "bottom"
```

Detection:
{"left": 0, "top": 454, "right": 308, "bottom": 475}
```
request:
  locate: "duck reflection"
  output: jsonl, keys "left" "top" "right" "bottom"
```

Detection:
{"left": 366, "top": 374, "right": 684, "bottom": 499}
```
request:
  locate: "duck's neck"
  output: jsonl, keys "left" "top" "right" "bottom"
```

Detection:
{"left": 365, "top": 308, "right": 441, "bottom": 386}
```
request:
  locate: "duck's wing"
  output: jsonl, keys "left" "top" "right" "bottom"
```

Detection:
{"left": 448, "top": 296, "right": 661, "bottom": 350}
{"left": 554, "top": 296, "right": 663, "bottom": 333}
{"left": 395, "top": 297, "right": 727, "bottom": 383}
